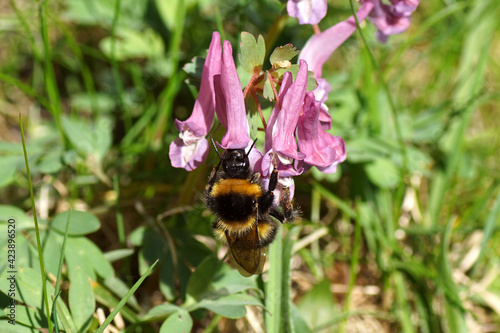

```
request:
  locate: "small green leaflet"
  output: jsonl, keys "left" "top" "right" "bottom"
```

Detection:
{"left": 238, "top": 32, "right": 265, "bottom": 74}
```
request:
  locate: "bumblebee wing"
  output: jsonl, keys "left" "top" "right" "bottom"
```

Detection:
{"left": 225, "top": 225, "right": 264, "bottom": 277}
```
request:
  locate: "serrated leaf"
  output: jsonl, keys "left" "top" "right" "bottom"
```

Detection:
{"left": 269, "top": 44, "right": 299, "bottom": 68}
{"left": 160, "top": 309, "right": 193, "bottom": 333}
{"left": 238, "top": 32, "right": 265, "bottom": 73}
{"left": 365, "top": 158, "right": 401, "bottom": 189}
{"left": 52, "top": 210, "right": 100, "bottom": 236}
{"left": 69, "top": 266, "right": 95, "bottom": 332}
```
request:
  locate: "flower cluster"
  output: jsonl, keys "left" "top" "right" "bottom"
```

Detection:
{"left": 169, "top": 1, "right": 419, "bottom": 200}
{"left": 287, "top": 0, "right": 419, "bottom": 40}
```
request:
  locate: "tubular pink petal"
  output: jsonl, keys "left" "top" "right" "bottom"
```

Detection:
{"left": 287, "top": 0, "right": 328, "bottom": 25}
{"left": 299, "top": 1, "right": 374, "bottom": 78}
{"left": 169, "top": 137, "right": 209, "bottom": 171}
{"left": 272, "top": 60, "right": 309, "bottom": 161}
{"left": 175, "top": 31, "right": 221, "bottom": 135}
{"left": 218, "top": 40, "right": 251, "bottom": 149}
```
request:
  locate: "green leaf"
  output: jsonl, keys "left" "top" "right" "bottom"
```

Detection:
{"left": 269, "top": 44, "right": 299, "bottom": 68}
{"left": 52, "top": 210, "right": 100, "bottom": 236}
{"left": 186, "top": 256, "right": 220, "bottom": 300}
{"left": 0, "top": 156, "right": 22, "bottom": 187}
{"left": 41, "top": 230, "right": 63, "bottom": 277}
{"left": 96, "top": 260, "right": 158, "bottom": 333}
{"left": 290, "top": 303, "right": 313, "bottom": 333}
{"left": 70, "top": 92, "right": 115, "bottom": 114}
{"left": 36, "top": 149, "right": 63, "bottom": 174}
{"left": 62, "top": 0, "right": 148, "bottom": 27}
{"left": 0, "top": 205, "right": 33, "bottom": 231}
{"left": 275, "top": 66, "right": 318, "bottom": 91}
{"left": 147, "top": 304, "right": 181, "bottom": 319}
{"left": 365, "top": 158, "right": 400, "bottom": 189}
{"left": 159, "top": 309, "right": 193, "bottom": 333}
{"left": 0, "top": 320, "right": 36, "bottom": 332}
{"left": 211, "top": 265, "right": 259, "bottom": 296}
{"left": 194, "top": 293, "right": 263, "bottom": 319}
{"left": 0, "top": 267, "right": 55, "bottom": 311}
{"left": 154, "top": 0, "right": 182, "bottom": 30}
{"left": 238, "top": 32, "right": 265, "bottom": 73}
{"left": 103, "top": 276, "right": 141, "bottom": 312}
{"left": 160, "top": 254, "right": 176, "bottom": 301}
{"left": 103, "top": 248, "right": 134, "bottom": 262}
{"left": 65, "top": 237, "right": 114, "bottom": 281}
{"left": 183, "top": 56, "right": 205, "bottom": 81}
{"left": 61, "top": 115, "right": 112, "bottom": 164}
{"left": 297, "top": 279, "right": 337, "bottom": 330}
{"left": 100, "top": 28, "right": 165, "bottom": 60}
{"left": 69, "top": 267, "right": 96, "bottom": 332}
{"left": 5, "top": 305, "right": 62, "bottom": 328}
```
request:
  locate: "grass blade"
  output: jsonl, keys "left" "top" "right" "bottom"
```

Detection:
{"left": 265, "top": 225, "right": 283, "bottom": 333}
{"left": 95, "top": 259, "right": 159, "bottom": 333}
{"left": 20, "top": 113, "right": 53, "bottom": 332}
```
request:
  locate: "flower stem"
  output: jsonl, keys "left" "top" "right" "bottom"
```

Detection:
{"left": 349, "top": 0, "right": 409, "bottom": 180}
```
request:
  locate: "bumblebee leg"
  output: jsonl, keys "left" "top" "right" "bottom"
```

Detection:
{"left": 257, "top": 169, "right": 277, "bottom": 216}
{"left": 250, "top": 172, "right": 261, "bottom": 184}
{"left": 269, "top": 187, "right": 298, "bottom": 223}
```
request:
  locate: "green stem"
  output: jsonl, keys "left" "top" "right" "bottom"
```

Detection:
{"left": 348, "top": 0, "right": 409, "bottom": 180}
{"left": 20, "top": 114, "right": 53, "bottom": 333}
{"left": 110, "top": 0, "right": 128, "bottom": 129}
{"left": 40, "top": 0, "right": 65, "bottom": 146}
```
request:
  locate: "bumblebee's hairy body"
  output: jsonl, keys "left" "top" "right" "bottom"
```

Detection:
{"left": 207, "top": 175, "right": 278, "bottom": 246}
{"left": 204, "top": 145, "right": 289, "bottom": 276}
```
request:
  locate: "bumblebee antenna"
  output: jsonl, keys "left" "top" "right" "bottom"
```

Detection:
{"left": 209, "top": 134, "right": 221, "bottom": 160}
{"left": 246, "top": 138, "right": 258, "bottom": 157}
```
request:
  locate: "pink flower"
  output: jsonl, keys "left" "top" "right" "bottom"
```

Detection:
{"left": 299, "top": 1, "right": 374, "bottom": 79}
{"left": 298, "top": 1, "right": 373, "bottom": 129}
{"left": 297, "top": 92, "right": 346, "bottom": 173}
{"left": 287, "top": 0, "right": 328, "bottom": 25}
{"left": 169, "top": 32, "right": 222, "bottom": 170}
{"left": 213, "top": 40, "right": 251, "bottom": 150}
{"left": 365, "top": 0, "right": 420, "bottom": 42}
{"left": 269, "top": 60, "right": 309, "bottom": 165}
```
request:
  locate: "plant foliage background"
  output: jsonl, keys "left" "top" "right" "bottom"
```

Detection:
{"left": 0, "top": 0, "right": 499, "bottom": 332}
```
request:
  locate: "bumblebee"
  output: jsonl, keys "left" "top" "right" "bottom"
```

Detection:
{"left": 205, "top": 139, "right": 295, "bottom": 276}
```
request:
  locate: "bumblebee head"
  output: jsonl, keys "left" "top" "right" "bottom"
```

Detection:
{"left": 222, "top": 149, "right": 250, "bottom": 178}
{"left": 209, "top": 135, "right": 258, "bottom": 178}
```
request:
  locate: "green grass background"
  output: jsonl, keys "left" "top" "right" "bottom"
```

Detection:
{"left": 0, "top": 0, "right": 499, "bottom": 332}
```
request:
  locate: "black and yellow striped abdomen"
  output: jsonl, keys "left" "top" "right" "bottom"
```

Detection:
{"left": 207, "top": 178, "right": 263, "bottom": 236}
